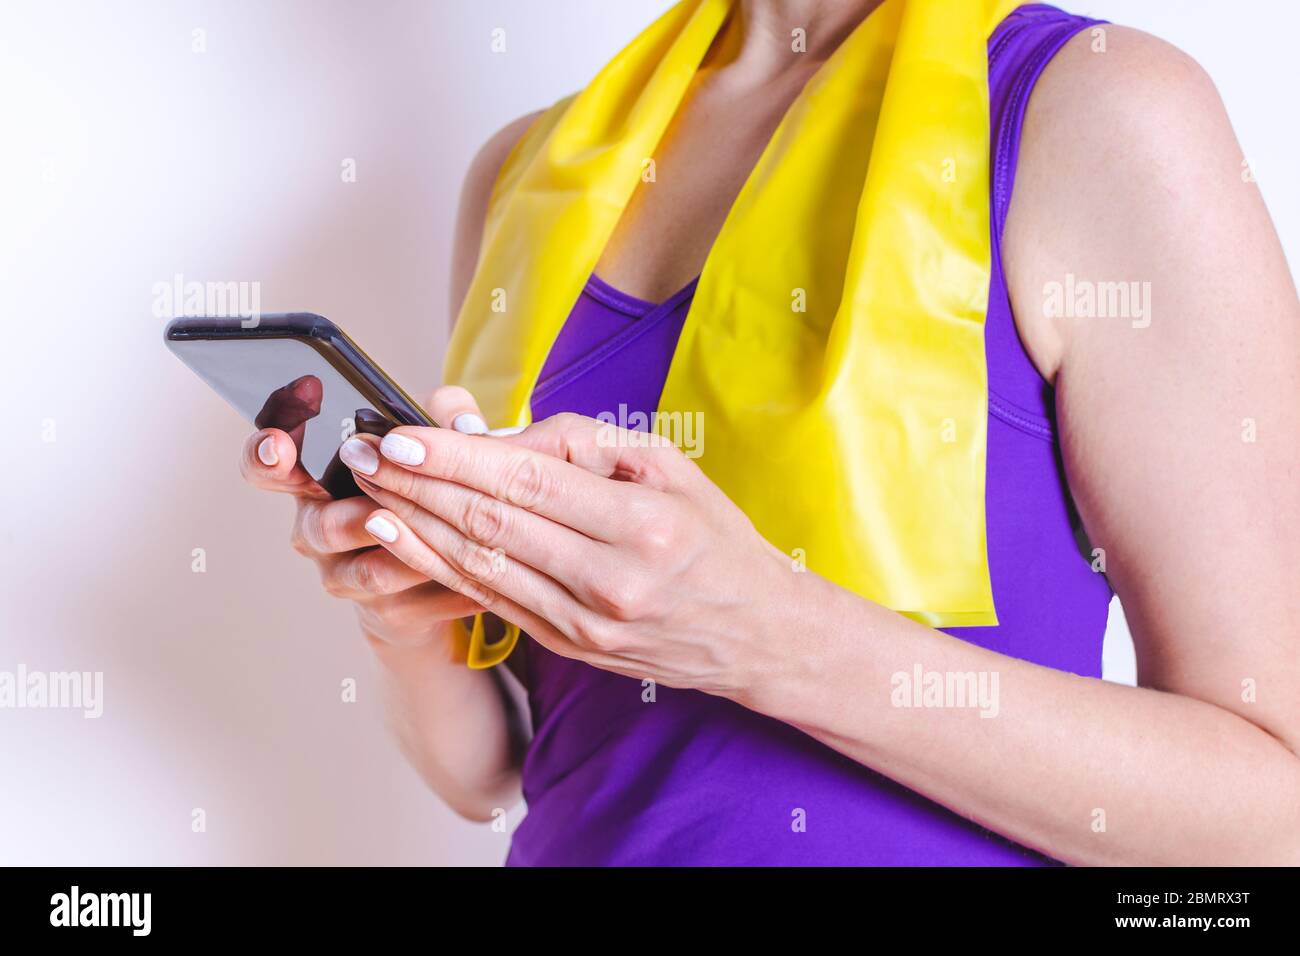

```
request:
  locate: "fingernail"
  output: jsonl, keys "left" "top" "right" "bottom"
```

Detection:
{"left": 339, "top": 438, "right": 379, "bottom": 475}
{"left": 488, "top": 425, "right": 526, "bottom": 436}
{"left": 257, "top": 435, "right": 279, "bottom": 466}
{"left": 452, "top": 413, "right": 488, "bottom": 435}
{"left": 380, "top": 433, "right": 426, "bottom": 465}
{"left": 365, "top": 515, "right": 399, "bottom": 543}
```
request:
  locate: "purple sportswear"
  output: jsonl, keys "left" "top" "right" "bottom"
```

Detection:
{"left": 507, "top": 4, "right": 1110, "bottom": 865}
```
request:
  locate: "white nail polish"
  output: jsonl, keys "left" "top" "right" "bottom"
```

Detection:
{"left": 380, "top": 433, "right": 426, "bottom": 465}
{"left": 339, "top": 438, "right": 379, "bottom": 475}
{"left": 365, "top": 515, "right": 399, "bottom": 543}
{"left": 452, "top": 413, "right": 489, "bottom": 435}
{"left": 257, "top": 436, "right": 279, "bottom": 466}
{"left": 488, "top": 425, "right": 526, "bottom": 436}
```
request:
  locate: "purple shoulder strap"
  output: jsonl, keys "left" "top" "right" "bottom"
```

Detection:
{"left": 988, "top": 4, "right": 1109, "bottom": 242}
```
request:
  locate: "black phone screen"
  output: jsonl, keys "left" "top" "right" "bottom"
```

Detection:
{"left": 167, "top": 336, "right": 395, "bottom": 497}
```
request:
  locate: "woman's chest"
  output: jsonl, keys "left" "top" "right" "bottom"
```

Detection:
{"left": 593, "top": 75, "right": 811, "bottom": 303}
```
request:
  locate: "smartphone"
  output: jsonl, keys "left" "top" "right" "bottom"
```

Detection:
{"left": 164, "top": 313, "right": 434, "bottom": 498}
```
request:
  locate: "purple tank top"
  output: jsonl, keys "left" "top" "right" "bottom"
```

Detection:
{"left": 509, "top": 4, "right": 1110, "bottom": 865}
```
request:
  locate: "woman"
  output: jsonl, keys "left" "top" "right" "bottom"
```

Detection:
{"left": 241, "top": 0, "right": 1300, "bottom": 865}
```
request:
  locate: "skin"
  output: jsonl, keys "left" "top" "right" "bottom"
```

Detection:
{"left": 242, "top": 0, "right": 1300, "bottom": 862}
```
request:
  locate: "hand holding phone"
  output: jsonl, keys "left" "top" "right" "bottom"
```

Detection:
{"left": 167, "top": 315, "right": 501, "bottom": 657}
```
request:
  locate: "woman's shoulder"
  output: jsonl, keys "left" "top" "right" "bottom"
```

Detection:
{"left": 1002, "top": 23, "right": 1236, "bottom": 383}
{"left": 1027, "top": 23, "right": 1219, "bottom": 131}
{"left": 449, "top": 109, "right": 547, "bottom": 318}
{"left": 465, "top": 111, "right": 549, "bottom": 205}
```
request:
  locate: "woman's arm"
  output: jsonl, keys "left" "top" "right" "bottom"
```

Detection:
{"left": 362, "top": 111, "right": 545, "bottom": 819}
{"left": 746, "top": 27, "right": 1300, "bottom": 865}
{"left": 238, "top": 406, "right": 522, "bottom": 822}
{"left": 341, "top": 30, "right": 1299, "bottom": 861}
{"left": 242, "top": 113, "right": 543, "bottom": 821}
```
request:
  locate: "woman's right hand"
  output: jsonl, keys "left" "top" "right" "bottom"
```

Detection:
{"left": 238, "top": 388, "right": 489, "bottom": 651}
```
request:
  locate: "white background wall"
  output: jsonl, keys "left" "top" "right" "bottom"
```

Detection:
{"left": 0, "top": 0, "right": 1295, "bottom": 865}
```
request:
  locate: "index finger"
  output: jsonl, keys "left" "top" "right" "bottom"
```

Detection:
{"left": 374, "top": 425, "right": 631, "bottom": 540}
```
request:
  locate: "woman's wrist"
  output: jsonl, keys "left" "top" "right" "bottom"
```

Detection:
{"left": 725, "top": 547, "right": 861, "bottom": 720}
{"left": 363, "top": 618, "right": 463, "bottom": 670}
{"left": 729, "top": 557, "right": 922, "bottom": 755}
{"left": 364, "top": 619, "right": 510, "bottom": 733}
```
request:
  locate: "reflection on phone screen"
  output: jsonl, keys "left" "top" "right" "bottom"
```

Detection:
{"left": 167, "top": 337, "right": 395, "bottom": 497}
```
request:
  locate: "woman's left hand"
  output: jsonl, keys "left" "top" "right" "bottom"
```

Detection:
{"left": 338, "top": 412, "right": 798, "bottom": 698}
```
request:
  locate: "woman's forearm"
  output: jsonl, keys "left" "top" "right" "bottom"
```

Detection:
{"left": 737, "top": 571, "right": 1300, "bottom": 865}
{"left": 366, "top": 623, "right": 524, "bottom": 821}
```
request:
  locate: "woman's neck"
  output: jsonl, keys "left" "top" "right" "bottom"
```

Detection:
{"left": 711, "top": 0, "right": 884, "bottom": 80}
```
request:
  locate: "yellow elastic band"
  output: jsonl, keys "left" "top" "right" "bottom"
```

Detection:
{"left": 449, "top": 0, "right": 1020, "bottom": 667}
{"left": 463, "top": 614, "right": 521, "bottom": 669}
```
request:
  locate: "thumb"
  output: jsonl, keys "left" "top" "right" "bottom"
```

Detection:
{"left": 424, "top": 385, "right": 490, "bottom": 434}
